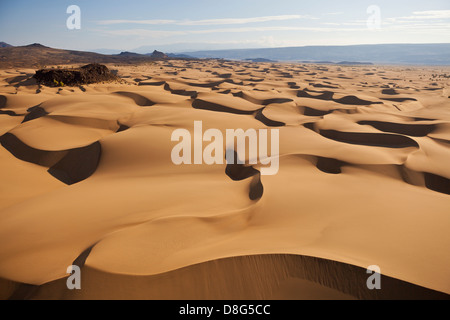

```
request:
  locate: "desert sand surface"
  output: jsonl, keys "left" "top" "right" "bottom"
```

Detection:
{"left": 0, "top": 60, "right": 449, "bottom": 300}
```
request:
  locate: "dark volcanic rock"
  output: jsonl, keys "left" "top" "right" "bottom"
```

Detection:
{"left": 0, "top": 42, "right": 12, "bottom": 48}
{"left": 118, "top": 51, "right": 141, "bottom": 57}
{"left": 150, "top": 50, "right": 168, "bottom": 59}
{"left": 33, "top": 63, "right": 120, "bottom": 86}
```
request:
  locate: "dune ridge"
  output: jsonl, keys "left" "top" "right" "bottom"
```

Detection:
{"left": 3, "top": 254, "right": 450, "bottom": 300}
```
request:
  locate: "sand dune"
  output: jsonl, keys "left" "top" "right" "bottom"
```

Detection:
{"left": 0, "top": 61, "right": 449, "bottom": 300}
{"left": 4, "top": 254, "right": 449, "bottom": 300}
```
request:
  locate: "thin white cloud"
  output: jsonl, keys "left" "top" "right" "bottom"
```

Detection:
{"left": 384, "top": 22, "right": 450, "bottom": 33}
{"left": 98, "top": 15, "right": 313, "bottom": 26}
{"left": 98, "top": 19, "right": 176, "bottom": 25}
{"left": 97, "top": 9, "right": 450, "bottom": 41}
{"left": 323, "top": 20, "right": 367, "bottom": 27}
{"left": 387, "top": 9, "right": 450, "bottom": 23}
{"left": 412, "top": 10, "right": 450, "bottom": 19}
{"left": 180, "top": 15, "right": 314, "bottom": 25}
{"left": 101, "top": 29, "right": 185, "bottom": 37}
{"left": 101, "top": 25, "right": 366, "bottom": 38}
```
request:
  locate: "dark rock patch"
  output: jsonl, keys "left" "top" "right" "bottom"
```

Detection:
{"left": 34, "top": 64, "right": 120, "bottom": 87}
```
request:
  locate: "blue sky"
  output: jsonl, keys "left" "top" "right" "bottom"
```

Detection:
{"left": 0, "top": 0, "right": 449, "bottom": 53}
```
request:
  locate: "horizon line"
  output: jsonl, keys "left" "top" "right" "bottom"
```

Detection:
{"left": 3, "top": 41, "right": 450, "bottom": 55}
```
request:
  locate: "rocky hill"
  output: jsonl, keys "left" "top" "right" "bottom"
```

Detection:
{"left": 0, "top": 43, "right": 171, "bottom": 68}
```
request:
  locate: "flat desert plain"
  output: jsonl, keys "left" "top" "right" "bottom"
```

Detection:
{"left": 0, "top": 60, "right": 449, "bottom": 300}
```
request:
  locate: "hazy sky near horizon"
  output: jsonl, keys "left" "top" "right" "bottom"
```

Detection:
{"left": 0, "top": 0, "right": 449, "bottom": 52}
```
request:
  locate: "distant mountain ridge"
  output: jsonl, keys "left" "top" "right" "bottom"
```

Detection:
{"left": 0, "top": 42, "right": 13, "bottom": 48}
{"left": 2, "top": 43, "right": 450, "bottom": 67}
{"left": 0, "top": 44, "right": 177, "bottom": 68}
{"left": 245, "top": 58, "right": 277, "bottom": 63}
{"left": 147, "top": 50, "right": 168, "bottom": 59}
{"left": 179, "top": 43, "right": 450, "bottom": 65}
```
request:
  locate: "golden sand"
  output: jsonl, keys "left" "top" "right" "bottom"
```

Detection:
{"left": 0, "top": 61, "right": 449, "bottom": 299}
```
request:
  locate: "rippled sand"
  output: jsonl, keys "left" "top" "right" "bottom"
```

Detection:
{"left": 0, "top": 61, "right": 449, "bottom": 299}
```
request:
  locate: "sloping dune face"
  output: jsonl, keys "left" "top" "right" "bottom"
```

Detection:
{"left": 0, "top": 62, "right": 449, "bottom": 300}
